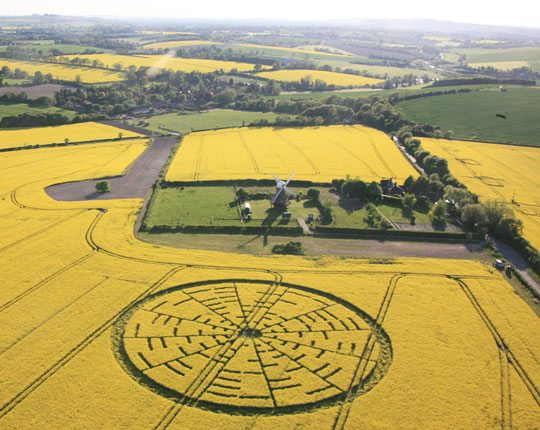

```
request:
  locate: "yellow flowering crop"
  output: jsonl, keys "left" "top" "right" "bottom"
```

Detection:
{"left": 421, "top": 137, "right": 540, "bottom": 250}
{"left": 0, "top": 131, "right": 538, "bottom": 429}
{"left": 166, "top": 125, "right": 418, "bottom": 183}
{"left": 63, "top": 54, "right": 269, "bottom": 73}
{"left": 233, "top": 43, "right": 352, "bottom": 57}
{"left": 0, "top": 58, "right": 125, "bottom": 83}
{"left": 255, "top": 69, "right": 384, "bottom": 87}
{"left": 0, "top": 122, "right": 142, "bottom": 150}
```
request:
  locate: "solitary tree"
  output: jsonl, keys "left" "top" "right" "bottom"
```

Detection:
{"left": 95, "top": 180, "right": 111, "bottom": 193}
{"left": 307, "top": 188, "right": 320, "bottom": 202}
{"left": 236, "top": 188, "right": 248, "bottom": 203}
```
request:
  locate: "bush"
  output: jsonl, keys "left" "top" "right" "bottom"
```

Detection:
{"left": 95, "top": 180, "right": 111, "bottom": 193}
{"left": 272, "top": 241, "right": 306, "bottom": 255}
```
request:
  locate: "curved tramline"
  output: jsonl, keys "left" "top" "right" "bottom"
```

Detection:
{"left": 0, "top": 127, "right": 539, "bottom": 430}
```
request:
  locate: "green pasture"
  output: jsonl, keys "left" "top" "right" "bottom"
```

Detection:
{"left": 138, "top": 109, "right": 279, "bottom": 134}
{"left": 395, "top": 86, "right": 540, "bottom": 145}
{"left": 0, "top": 102, "right": 77, "bottom": 120}
{"left": 457, "top": 47, "right": 540, "bottom": 63}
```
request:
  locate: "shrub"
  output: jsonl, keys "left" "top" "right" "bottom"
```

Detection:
{"left": 271, "top": 241, "right": 306, "bottom": 255}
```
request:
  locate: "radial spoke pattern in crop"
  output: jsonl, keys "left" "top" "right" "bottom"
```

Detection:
{"left": 117, "top": 281, "right": 390, "bottom": 411}
{"left": 0, "top": 125, "right": 539, "bottom": 430}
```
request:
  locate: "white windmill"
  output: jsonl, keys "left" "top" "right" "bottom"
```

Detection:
{"left": 271, "top": 172, "right": 295, "bottom": 207}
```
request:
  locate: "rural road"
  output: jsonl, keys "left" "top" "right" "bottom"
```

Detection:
{"left": 494, "top": 239, "right": 540, "bottom": 297}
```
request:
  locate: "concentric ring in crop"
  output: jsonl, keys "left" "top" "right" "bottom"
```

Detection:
{"left": 112, "top": 279, "right": 392, "bottom": 414}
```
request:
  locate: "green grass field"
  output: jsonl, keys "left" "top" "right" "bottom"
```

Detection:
{"left": 144, "top": 186, "right": 432, "bottom": 230}
{"left": 0, "top": 102, "right": 77, "bottom": 120}
{"left": 138, "top": 109, "right": 279, "bottom": 134}
{"left": 266, "top": 84, "right": 503, "bottom": 102}
{"left": 395, "top": 87, "right": 540, "bottom": 145}
{"left": 456, "top": 47, "right": 540, "bottom": 63}
{"left": 0, "top": 78, "right": 31, "bottom": 85}
{"left": 0, "top": 44, "right": 113, "bottom": 55}
{"left": 144, "top": 187, "right": 240, "bottom": 227}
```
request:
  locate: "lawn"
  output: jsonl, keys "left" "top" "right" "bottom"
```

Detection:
{"left": 138, "top": 109, "right": 279, "bottom": 134}
{"left": 143, "top": 187, "right": 240, "bottom": 227}
{"left": 144, "top": 185, "right": 432, "bottom": 230}
{"left": 395, "top": 87, "right": 540, "bottom": 145}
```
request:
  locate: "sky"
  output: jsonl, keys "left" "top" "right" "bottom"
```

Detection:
{"left": 2, "top": 0, "right": 540, "bottom": 29}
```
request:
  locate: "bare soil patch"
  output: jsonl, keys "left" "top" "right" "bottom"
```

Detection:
{"left": 0, "top": 84, "right": 75, "bottom": 99}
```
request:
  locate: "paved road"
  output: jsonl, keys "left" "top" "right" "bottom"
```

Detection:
{"left": 494, "top": 239, "right": 540, "bottom": 297}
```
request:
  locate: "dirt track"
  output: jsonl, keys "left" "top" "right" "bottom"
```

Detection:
{"left": 45, "top": 136, "right": 176, "bottom": 202}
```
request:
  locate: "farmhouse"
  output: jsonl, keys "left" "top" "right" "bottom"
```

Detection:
{"left": 379, "top": 178, "right": 403, "bottom": 196}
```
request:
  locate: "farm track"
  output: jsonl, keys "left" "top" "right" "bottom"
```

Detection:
{"left": 46, "top": 136, "right": 177, "bottom": 202}
{"left": 3, "top": 126, "right": 540, "bottom": 429}
{"left": 332, "top": 275, "right": 401, "bottom": 430}
{"left": 275, "top": 131, "right": 320, "bottom": 175}
{"left": 194, "top": 135, "right": 205, "bottom": 181}
{"left": 310, "top": 129, "right": 380, "bottom": 178}
{"left": 0, "top": 266, "right": 185, "bottom": 420}
{"left": 237, "top": 130, "right": 261, "bottom": 174}
{"left": 351, "top": 126, "right": 395, "bottom": 178}
{"left": 0, "top": 276, "right": 109, "bottom": 357}
{"left": 0, "top": 210, "right": 85, "bottom": 254}
{"left": 454, "top": 278, "right": 540, "bottom": 410}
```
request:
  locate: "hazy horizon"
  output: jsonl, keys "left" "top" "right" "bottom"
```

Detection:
{"left": 1, "top": 0, "right": 540, "bottom": 29}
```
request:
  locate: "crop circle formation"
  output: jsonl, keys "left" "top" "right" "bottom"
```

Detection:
{"left": 113, "top": 280, "right": 392, "bottom": 413}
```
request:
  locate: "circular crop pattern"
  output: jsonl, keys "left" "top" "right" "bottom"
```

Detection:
{"left": 113, "top": 280, "right": 392, "bottom": 414}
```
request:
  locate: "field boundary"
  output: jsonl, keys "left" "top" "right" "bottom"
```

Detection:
{"left": 0, "top": 135, "right": 149, "bottom": 153}
{"left": 314, "top": 225, "right": 468, "bottom": 241}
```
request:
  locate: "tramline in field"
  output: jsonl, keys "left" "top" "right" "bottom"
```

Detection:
{"left": 165, "top": 125, "right": 418, "bottom": 183}
{"left": 0, "top": 126, "right": 538, "bottom": 429}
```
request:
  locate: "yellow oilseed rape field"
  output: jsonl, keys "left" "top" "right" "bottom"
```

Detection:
{"left": 64, "top": 54, "right": 269, "bottom": 73}
{"left": 0, "top": 58, "right": 125, "bottom": 83}
{"left": 0, "top": 132, "right": 539, "bottom": 429}
{"left": 233, "top": 43, "right": 352, "bottom": 57}
{"left": 143, "top": 40, "right": 223, "bottom": 50}
{"left": 165, "top": 125, "right": 419, "bottom": 183}
{"left": 255, "top": 70, "right": 384, "bottom": 87}
{"left": 421, "top": 138, "right": 540, "bottom": 251}
{"left": 0, "top": 121, "right": 142, "bottom": 150}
